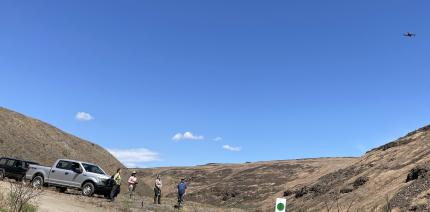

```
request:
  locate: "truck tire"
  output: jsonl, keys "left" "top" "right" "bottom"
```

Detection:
{"left": 82, "top": 182, "right": 95, "bottom": 197}
{"left": 31, "top": 176, "right": 44, "bottom": 189}
{"left": 0, "top": 170, "right": 4, "bottom": 181}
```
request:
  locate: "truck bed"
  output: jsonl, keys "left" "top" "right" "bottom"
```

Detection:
{"left": 26, "top": 164, "right": 51, "bottom": 181}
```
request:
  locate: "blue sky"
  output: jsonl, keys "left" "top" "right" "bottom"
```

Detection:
{"left": 1, "top": 0, "right": 430, "bottom": 167}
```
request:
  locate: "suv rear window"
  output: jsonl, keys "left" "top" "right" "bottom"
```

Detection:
{"left": 6, "top": 159, "right": 15, "bottom": 167}
{"left": 0, "top": 158, "right": 7, "bottom": 165}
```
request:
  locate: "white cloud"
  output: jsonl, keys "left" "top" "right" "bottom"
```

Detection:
{"left": 172, "top": 132, "right": 204, "bottom": 141}
{"left": 107, "top": 148, "right": 160, "bottom": 168}
{"left": 75, "top": 112, "right": 94, "bottom": 121}
{"left": 222, "top": 144, "right": 241, "bottom": 152}
{"left": 213, "top": 137, "right": 223, "bottom": 141}
{"left": 172, "top": 133, "right": 183, "bottom": 141}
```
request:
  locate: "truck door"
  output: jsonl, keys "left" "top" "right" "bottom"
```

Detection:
{"left": 49, "top": 160, "right": 74, "bottom": 186}
{"left": 68, "top": 162, "right": 84, "bottom": 187}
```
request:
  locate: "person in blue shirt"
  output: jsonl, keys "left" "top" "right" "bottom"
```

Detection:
{"left": 177, "top": 178, "right": 188, "bottom": 207}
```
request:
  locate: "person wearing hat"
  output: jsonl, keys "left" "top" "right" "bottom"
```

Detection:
{"left": 154, "top": 174, "right": 162, "bottom": 204}
{"left": 127, "top": 170, "right": 138, "bottom": 199}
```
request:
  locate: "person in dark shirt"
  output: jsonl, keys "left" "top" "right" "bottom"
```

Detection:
{"left": 109, "top": 168, "right": 122, "bottom": 202}
{"left": 177, "top": 178, "right": 187, "bottom": 207}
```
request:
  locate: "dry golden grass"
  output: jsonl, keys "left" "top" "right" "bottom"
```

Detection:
{"left": 0, "top": 107, "right": 129, "bottom": 184}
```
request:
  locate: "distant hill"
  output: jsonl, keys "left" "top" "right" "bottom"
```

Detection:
{"left": 136, "top": 125, "right": 430, "bottom": 211}
{"left": 135, "top": 157, "right": 357, "bottom": 211}
{"left": 0, "top": 107, "right": 124, "bottom": 176}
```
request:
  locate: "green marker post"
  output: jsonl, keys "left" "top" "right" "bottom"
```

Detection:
{"left": 275, "top": 198, "right": 286, "bottom": 212}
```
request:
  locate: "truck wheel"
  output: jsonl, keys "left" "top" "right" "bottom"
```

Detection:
{"left": 31, "top": 176, "right": 44, "bottom": 189}
{"left": 0, "top": 170, "right": 4, "bottom": 181}
{"left": 82, "top": 182, "right": 95, "bottom": 196}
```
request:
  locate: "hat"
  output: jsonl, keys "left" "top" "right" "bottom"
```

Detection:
{"left": 132, "top": 171, "right": 137, "bottom": 174}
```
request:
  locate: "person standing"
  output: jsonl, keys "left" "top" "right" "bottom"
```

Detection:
{"left": 154, "top": 175, "right": 162, "bottom": 204}
{"left": 177, "top": 178, "right": 187, "bottom": 207}
{"left": 127, "top": 171, "right": 138, "bottom": 199}
{"left": 109, "top": 168, "right": 122, "bottom": 201}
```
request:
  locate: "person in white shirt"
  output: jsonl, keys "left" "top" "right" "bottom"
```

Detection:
{"left": 127, "top": 171, "right": 138, "bottom": 199}
{"left": 154, "top": 175, "right": 162, "bottom": 204}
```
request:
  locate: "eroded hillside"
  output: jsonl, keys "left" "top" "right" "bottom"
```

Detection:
{"left": 136, "top": 158, "right": 357, "bottom": 211}
{"left": 0, "top": 107, "right": 124, "bottom": 176}
{"left": 283, "top": 125, "right": 430, "bottom": 211}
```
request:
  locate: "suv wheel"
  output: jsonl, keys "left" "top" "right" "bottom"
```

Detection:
{"left": 31, "top": 176, "right": 44, "bottom": 189}
{"left": 82, "top": 182, "right": 95, "bottom": 196}
{"left": 0, "top": 170, "right": 4, "bottom": 181}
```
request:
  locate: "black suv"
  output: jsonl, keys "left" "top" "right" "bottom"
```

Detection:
{"left": 0, "top": 157, "right": 39, "bottom": 181}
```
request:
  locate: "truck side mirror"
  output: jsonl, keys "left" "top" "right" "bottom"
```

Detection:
{"left": 74, "top": 167, "right": 83, "bottom": 174}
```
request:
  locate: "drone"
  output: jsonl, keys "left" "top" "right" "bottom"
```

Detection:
{"left": 403, "top": 32, "right": 416, "bottom": 37}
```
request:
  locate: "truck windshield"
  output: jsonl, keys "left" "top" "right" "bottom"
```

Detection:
{"left": 82, "top": 163, "right": 105, "bottom": 175}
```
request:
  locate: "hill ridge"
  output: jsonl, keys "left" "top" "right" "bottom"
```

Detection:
{"left": 0, "top": 107, "right": 125, "bottom": 175}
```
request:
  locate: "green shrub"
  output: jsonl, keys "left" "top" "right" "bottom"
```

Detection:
{"left": 18, "top": 203, "right": 37, "bottom": 212}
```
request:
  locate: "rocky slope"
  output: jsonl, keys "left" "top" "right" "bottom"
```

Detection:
{"left": 282, "top": 125, "right": 430, "bottom": 211}
{"left": 0, "top": 107, "right": 124, "bottom": 176}
{"left": 136, "top": 125, "right": 430, "bottom": 211}
{"left": 135, "top": 158, "right": 357, "bottom": 211}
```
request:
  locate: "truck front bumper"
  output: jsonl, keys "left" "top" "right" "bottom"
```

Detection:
{"left": 94, "top": 184, "right": 113, "bottom": 196}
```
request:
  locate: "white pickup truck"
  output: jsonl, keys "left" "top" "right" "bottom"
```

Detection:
{"left": 26, "top": 159, "right": 113, "bottom": 197}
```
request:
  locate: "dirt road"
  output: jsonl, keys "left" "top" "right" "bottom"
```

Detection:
{"left": 0, "top": 181, "right": 113, "bottom": 212}
{"left": 0, "top": 181, "right": 244, "bottom": 212}
{"left": 37, "top": 192, "right": 110, "bottom": 212}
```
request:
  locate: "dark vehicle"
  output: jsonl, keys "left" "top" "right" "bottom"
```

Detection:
{"left": 0, "top": 157, "right": 39, "bottom": 181}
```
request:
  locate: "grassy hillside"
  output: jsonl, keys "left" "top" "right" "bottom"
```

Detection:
{"left": 282, "top": 125, "right": 430, "bottom": 211}
{"left": 136, "top": 125, "right": 430, "bottom": 211}
{"left": 0, "top": 107, "right": 124, "bottom": 176}
{"left": 135, "top": 158, "right": 357, "bottom": 211}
